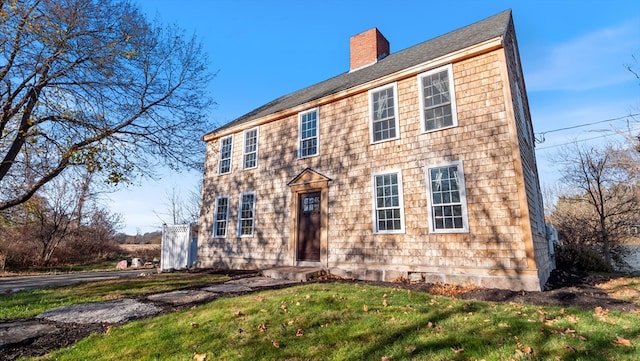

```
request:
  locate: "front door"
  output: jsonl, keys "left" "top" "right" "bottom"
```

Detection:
{"left": 297, "top": 191, "right": 321, "bottom": 262}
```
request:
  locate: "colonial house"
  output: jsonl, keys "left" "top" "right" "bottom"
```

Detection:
{"left": 198, "top": 9, "right": 554, "bottom": 291}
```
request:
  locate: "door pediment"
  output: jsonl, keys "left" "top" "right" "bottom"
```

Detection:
{"left": 287, "top": 168, "right": 331, "bottom": 187}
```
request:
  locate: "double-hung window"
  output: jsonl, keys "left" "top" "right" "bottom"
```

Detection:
{"left": 213, "top": 196, "right": 230, "bottom": 238}
{"left": 298, "top": 108, "right": 318, "bottom": 158}
{"left": 372, "top": 170, "right": 405, "bottom": 233}
{"left": 369, "top": 83, "right": 399, "bottom": 143}
{"left": 243, "top": 127, "right": 259, "bottom": 170}
{"left": 418, "top": 64, "right": 458, "bottom": 132}
{"left": 218, "top": 135, "right": 233, "bottom": 175}
{"left": 238, "top": 192, "right": 256, "bottom": 237}
{"left": 426, "top": 161, "right": 469, "bottom": 233}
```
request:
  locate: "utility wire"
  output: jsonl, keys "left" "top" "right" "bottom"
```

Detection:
{"left": 535, "top": 124, "right": 640, "bottom": 151}
{"left": 534, "top": 113, "right": 639, "bottom": 144}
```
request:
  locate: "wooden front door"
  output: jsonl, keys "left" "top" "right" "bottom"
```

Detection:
{"left": 297, "top": 191, "right": 321, "bottom": 262}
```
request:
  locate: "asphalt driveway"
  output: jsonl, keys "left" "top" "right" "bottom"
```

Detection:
{"left": 0, "top": 269, "right": 154, "bottom": 293}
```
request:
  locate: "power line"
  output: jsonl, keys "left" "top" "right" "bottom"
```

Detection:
{"left": 535, "top": 124, "right": 640, "bottom": 151}
{"left": 534, "top": 113, "right": 639, "bottom": 144}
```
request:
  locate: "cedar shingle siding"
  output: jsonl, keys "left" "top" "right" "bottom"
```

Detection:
{"left": 198, "top": 10, "right": 554, "bottom": 291}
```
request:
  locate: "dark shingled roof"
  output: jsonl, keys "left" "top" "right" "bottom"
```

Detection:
{"left": 208, "top": 9, "right": 512, "bottom": 136}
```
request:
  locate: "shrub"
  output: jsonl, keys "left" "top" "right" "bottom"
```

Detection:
{"left": 555, "top": 243, "right": 613, "bottom": 272}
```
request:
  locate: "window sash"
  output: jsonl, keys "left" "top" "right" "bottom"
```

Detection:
{"left": 299, "top": 109, "right": 318, "bottom": 158}
{"left": 427, "top": 162, "right": 468, "bottom": 232}
{"left": 243, "top": 128, "right": 258, "bottom": 169}
{"left": 238, "top": 192, "right": 256, "bottom": 236}
{"left": 419, "top": 65, "right": 457, "bottom": 132}
{"left": 218, "top": 136, "right": 233, "bottom": 174}
{"left": 372, "top": 172, "right": 404, "bottom": 233}
{"left": 369, "top": 84, "right": 398, "bottom": 143}
{"left": 213, "top": 196, "right": 229, "bottom": 238}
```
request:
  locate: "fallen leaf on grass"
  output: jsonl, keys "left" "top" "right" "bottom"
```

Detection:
{"left": 363, "top": 304, "right": 369, "bottom": 312}
{"left": 382, "top": 299, "right": 388, "bottom": 307}
{"left": 613, "top": 335, "right": 632, "bottom": 347}
{"left": 272, "top": 340, "right": 280, "bottom": 348}
{"left": 515, "top": 346, "right": 534, "bottom": 355}
{"left": 594, "top": 306, "right": 609, "bottom": 320}
{"left": 450, "top": 344, "right": 464, "bottom": 353}
{"left": 258, "top": 323, "right": 267, "bottom": 332}
{"left": 564, "top": 344, "right": 576, "bottom": 352}
{"left": 381, "top": 356, "right": 391, "bottom": 361}
{"left": 190, "top": 322, "right": 198, "bottom": 328}
{"left": 566, "top": 315, "right": 579, "bottom": 323}
{"left": 296, "top": 328, "right": 304, "bottom": 337}
{"left": 193, "top": 353, "right": 207, "bottom": 361}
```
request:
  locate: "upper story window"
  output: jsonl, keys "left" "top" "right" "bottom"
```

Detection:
{"left": 243, "top": 127, "right": 259, "bottom": 170}
{"left": 369, "top": 83, "right": 399, "bottom": 143}
{"left": 298, "top": 108, "right": 318, "bottom": 158}
{"left": 238, "top": 191, "right": 256, "bottom": 237}
{"left": 213, "top": 196, "right": 230, "bottom": 238}
{"left": 418, "top": 64, "right": 458, "bottom": 133}
{"left": 426, "top": 160, "right": 469, "bottom": 233}
{"left": 371, "top": 170, "right": 405, "bottom": 234}
{"left": 218, "top": 135, "right": 233, "bottom": 175}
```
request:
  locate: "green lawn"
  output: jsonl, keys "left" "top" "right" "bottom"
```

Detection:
{"left": 20, "top": 281, "right": 640, "bottom": 361}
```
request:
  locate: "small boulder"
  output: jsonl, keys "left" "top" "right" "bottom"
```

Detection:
{"left": 131, "top": 258, "right": 143, "bottom": 268}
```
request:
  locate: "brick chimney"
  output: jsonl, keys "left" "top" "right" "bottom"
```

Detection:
{"left": 350, "top": 28, "right": 389, "bottom": 71}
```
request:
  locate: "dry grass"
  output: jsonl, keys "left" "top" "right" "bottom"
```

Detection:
{"left": 596, "top": 276, "right": 640, "bottom": 305}
{"left": 118, "top": 244, "right": 160, "bottom": 252}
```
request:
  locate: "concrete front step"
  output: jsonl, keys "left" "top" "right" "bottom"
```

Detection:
{"left": 261, "top": 266, "right": 324, "bottom": 282}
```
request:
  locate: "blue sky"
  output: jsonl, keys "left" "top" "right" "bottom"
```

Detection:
{"left": 111, "top": 0, "right": 640, "bottom": 234}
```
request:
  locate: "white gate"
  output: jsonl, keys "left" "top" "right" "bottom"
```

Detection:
{"left": 161, "top": 224, "right": 198, "bottom": 271}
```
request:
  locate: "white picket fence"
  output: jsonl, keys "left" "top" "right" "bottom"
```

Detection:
{"left": 160, "top": 224, "right": 198, "bottom": 271}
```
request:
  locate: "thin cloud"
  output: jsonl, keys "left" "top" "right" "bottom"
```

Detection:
{"left": 526, "top": 18, "right": 640, "bottom": 92}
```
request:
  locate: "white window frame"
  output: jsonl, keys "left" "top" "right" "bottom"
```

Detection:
{"left": 242, "top": 127, "right": 259, "bottom": 170}
{"left": 298, "top": 108, "right": 319, "bottom": 158}
{"left": 237, "top": 191, "right": 256, "bottom": 237}
{"left": 418, "top": 64, "right": 458, "bottom": 133}
{"left": 530, "top": 168, "right": 545, "bottom": 235}
{"left": 368, "top": 83, "right": 400, "bottom": 144}
{"left": 212, "top": 196, "right": 230, "bottom": 238}
{"left": 425, "top": 160, "right": 469, "bottom": 233}
{"left": 371, "top": 170, "right": 406, "bottom": 234}
{"left": 218, "top": 135, "right": 233, "bottom": 175}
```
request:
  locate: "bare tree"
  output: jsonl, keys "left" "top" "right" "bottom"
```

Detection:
{"left": 26, "top": 178, "right": 78, "bottom": 266}
{"left": 554, "top": 143, "right": 640, "bottom": 265}
{"left": 163, "top": 186, "right": 184, "bottom": 225}
{"left": 1, "top": 168, "right": 123, "bottom": 267}
{"left": 185, "top": 182, "right": 203, "bottom": 224}
{"left": 0, "top": 0, "right": 215, "bottom": 211}
{"left": 160, "top": 182, "right": 202, "bottom": 225}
